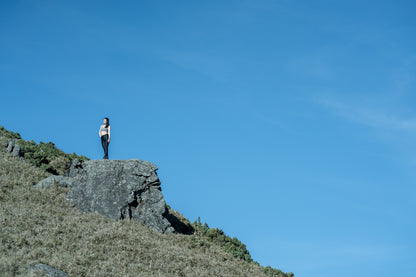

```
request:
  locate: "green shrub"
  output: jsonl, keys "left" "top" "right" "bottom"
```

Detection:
{"left": 191, "top": 218, "right": 294, "bottom": 276}
{"left": 192, "top": 218, "right": 253, "bottom": 262}
{"left": 16, "top": 140, "right": 89, "bottom": 175}
{"left": 263, "top": 266, "right": 294, "bottom": 277}
{"left": 0, "top": 125, "right": 21, "bottom": 139}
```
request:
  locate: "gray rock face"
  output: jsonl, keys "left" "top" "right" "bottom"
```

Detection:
{"left": 12, "top": 144, "right": 21, "bottom": 157}
{"left": 29, "top": 263, "right": 69, "bottom": 277}
{"left": 36, "top": 159, "right": 174, "bottom": 234}
{"left": 6, "top": 139, "right": 21, "bottom": 157}
{"left": 6, "top": 139, "right": 15, "bottom": 152}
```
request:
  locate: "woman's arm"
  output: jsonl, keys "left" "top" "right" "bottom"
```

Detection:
{"left": 108, "top": 126, "right": 111, "bottom": 142}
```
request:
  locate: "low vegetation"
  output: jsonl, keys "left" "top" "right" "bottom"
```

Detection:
{"left": 0, "top": 126, "right": 88, "bottom": 175}
{"left": 191, "top": 218, "right": 252, "bottom": 262}
{"left": 0, "top": 126, "right": 293, "bottom": 276}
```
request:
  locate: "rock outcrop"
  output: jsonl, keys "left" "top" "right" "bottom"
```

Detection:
{"left": 36, "top": 159, "right": 174, "bottom": 234}
{"left": 6, "top": 139, "right": 22, "bottom": 158}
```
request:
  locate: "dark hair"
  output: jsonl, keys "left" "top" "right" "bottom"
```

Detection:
{"left": 104, "top": 117, "right": 110, "bottom": 128}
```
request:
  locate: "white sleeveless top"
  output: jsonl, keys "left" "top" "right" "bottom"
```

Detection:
{"left": 100, "top": 125, "right": 108, "bottom": 132}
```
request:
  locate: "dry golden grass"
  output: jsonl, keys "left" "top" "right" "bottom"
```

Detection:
{"left": 0, "top": 136, "right": 287, "bottom": 277}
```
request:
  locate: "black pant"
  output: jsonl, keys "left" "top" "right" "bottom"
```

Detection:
{"left": 101, "top": 134, "right": 109, "bottom": 159}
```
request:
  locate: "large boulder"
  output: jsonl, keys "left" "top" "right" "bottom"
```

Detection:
{"left": 35, "top": 159, "right": 174, "bottom": 234}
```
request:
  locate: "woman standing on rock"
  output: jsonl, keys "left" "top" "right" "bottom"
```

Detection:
{"left": 99, "top": 117, "right": 111, "bottom": 159}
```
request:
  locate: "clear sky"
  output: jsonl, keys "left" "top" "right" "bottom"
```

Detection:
{"left": 1, "top": 1, "right": 415, "bottom": 276}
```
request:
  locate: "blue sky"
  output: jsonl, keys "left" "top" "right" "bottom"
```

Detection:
{"left": 1, "top": 1, "right": 415, "bottom": 276}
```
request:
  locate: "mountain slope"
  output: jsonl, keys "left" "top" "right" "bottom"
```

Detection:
{"left": 0, "top": 126, "right": 293, "bottom": 277}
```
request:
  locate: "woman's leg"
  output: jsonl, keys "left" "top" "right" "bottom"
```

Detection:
{"left": 101, "top": 135, "right": 108, "bottom": 159}
{"left": 105, "top": 138, "right": 109, "bottom": 159}
{"left": 105, "top": 139, "right": 110, "bottom": 159}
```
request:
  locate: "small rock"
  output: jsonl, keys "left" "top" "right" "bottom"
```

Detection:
{"left": 35, "top": 175, "right": 74, "bottom": 188}
{"left": 29, "top": 263, "right": 69, "bottom": 277}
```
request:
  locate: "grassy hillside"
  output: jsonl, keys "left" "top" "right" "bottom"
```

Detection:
{"left": 0, "top": 126, "right": 293, "bottom": 277}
